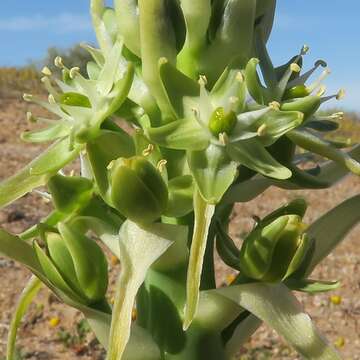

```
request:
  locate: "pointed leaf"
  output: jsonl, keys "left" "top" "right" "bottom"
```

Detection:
{"left": 183, "top": 189, "right": 215, "bottom": 330}
{"left": 0, "top": 138, "right": 80, "bottom": 208}
{"left": 215, "top": 283, "right": 341, "bottom": 359}
{"left": 285, "top": 279, "right": 340, "bottom": 294}
{"left": 21, "top": 122, "right": 70, "bottom": 143}
{"left": 6, "top": 276, "right": 42, "bottom": 360}
{"left": 147, "top": 118, "right": 209, "bottom": 151}
{"left": 188, "top": 144, "right": 238, "bottom": 204}
{"left": 107, "top": 220, "right": 186, "bottom": 359}
{"left": 227, "top": 139, "right": 292, "bottom": 180}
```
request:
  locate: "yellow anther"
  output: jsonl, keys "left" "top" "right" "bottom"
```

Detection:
{"left": 257, "top": 124, "right": 267, "bottom": 136}
{"left": 110, "top": 255, "right": 120, "bottom": 266}
{"left": 218, "top": 132, "right": 229, "bottom": 146}
{"left": 316, "top": 85, "right": 327, "bottom": 97}
{"left": 226, "top": 274, "right": 236, "bottom": 285}
{"left": 69, "top": 67, "right": 80, "bottom": 79}
{"left": 157, "top": 159, "right": 167, "bottom": 172}
{"left": 235, "top": 71, "right": 244, "bottom": 82}
{"left": 26, "top": 112, "right": 36, "bottom": 123}
{"left": 48, "top": 94, "right": 56, "bottom": 104}
{"left": 41, "top": 66, "right": 52, "bottom": 76}
{"left": 336, "top": 88, "right": 346, "bottom": 100}
{"left": 301, "top": 45, "right": 310, "bottom": 55}
{"left": 142, "top": 144, "right": 155, "bottom": 157}
{"left": 158, "top": 57, "right": 168, "bottom": 65}
{"left": 54, "top": 56, "right": 64, "bottom": 68}
{"left": 107, "top": 160, "right": 115, "bottom": 170}
{"left": 23, "top": 93, "right": 33, "bottom": 101}
{"left": 198, "top": 75, "right": 208, "bottom": 86}
{"left": 269, "top": 101, "right": 280, "bottom": 110}
{"left": 290, "top": 63, "right": 301, "bottom": 73}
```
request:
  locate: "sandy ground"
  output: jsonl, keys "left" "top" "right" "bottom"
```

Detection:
{"left": 0, "top": 96, "right": 359, "bottom": 359}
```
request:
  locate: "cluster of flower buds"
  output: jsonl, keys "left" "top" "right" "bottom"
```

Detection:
{"left": 34, "top": 224, "right": 108, "bottom": 305}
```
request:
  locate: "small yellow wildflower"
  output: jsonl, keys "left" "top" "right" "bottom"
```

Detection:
{"left": 49, "top": 317, "right": 60, "bottom": 327}
{"left": 334, "top": 337, "right": 345, "bottom": 348}
{"left": 330, "top": 295, "right": 342, "bottom": 305}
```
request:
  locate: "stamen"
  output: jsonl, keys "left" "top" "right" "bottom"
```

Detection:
{"left": 218, "top": 132, "right": 229, "bottom": 146}
{"left": 157, "top": 159, "right": 167, "bottom": 172}
{"left": 301, "top": 45, "right": 310, "bottom": 55}
{"left": 41, "top": 66, "right": 52, "bottom": 76}
{"left": 287, "top": 59, "right": 327, "bottom": 88}
{"left": 23, "top": 93, "right": 33, "bottom": 102}
{"left": 307, "top": 68, "right": 331, "bottom": 93}
{"left": 142, "top": 144, "right": 154, "bottom": 157}
{"left": 33, "top": 190, "right": 52, "bottom": 202}
{"left": 336, "top": 88, "right": 346, "bottom": 100}
{"left": 107, "top": 160, "right": 115, "bottom": 170}
{"left": 69, "top": 67, "right": 80, "bottom": 79}
{"left": 54, "top": 56, "right": 64, "bottom": 68}
{"left": 316, "top": 85, "right": 327, "bottom": 97}
{"left": 269, "top": 101, "right": 280, "bottom": 110}
{"left": 198, "top": 75, "right": 208, "bottom": 87}
{"left": 235, "top": 71, "right": 244, "bottom": 82}
{"left": 290, "top": 63, "right": 301, "bottom": 73}
{"left": 41, "top": 76, "right": 60, "bottom": 100}
{"left": 26, "top": 112, "right": 36, "bottom": 123}
{"left": 257, "top": 124, "right": 267, "bottom": 136}
{"left": 48, "top": 94, "right": 56, "bottom": 104}
{"left": 159, "top": 57, "right": 168, "bottom": 65}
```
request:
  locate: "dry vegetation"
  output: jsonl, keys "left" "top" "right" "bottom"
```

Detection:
{"left": 0, "top": 70, "right": 359, "bottom": 359}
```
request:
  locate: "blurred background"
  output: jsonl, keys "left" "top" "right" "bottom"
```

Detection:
{"left": 0, "top": 2, "right": 359, "bottom": 360}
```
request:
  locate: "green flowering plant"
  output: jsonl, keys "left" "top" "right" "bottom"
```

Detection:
{"left": 1, "top": 1, "right": 360, "bottom": 359}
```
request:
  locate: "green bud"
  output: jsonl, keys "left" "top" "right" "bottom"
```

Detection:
{"left": 60, "top": 92, "right": 91, "bottom": 108}
{"left": 208, "top": 107, "right": 237, "bottom": 137}
{"left": 48, "top": 174, "right": 93, "bottom": 214}
{"left": 109, "top": 156, "right": 168, "bottom": 224}
{"left": 36, "top": 227, "right": 108, "bottom": 304}
{"left": 283, "top": 85, "right": 310, "bottom": 101}
{"left": 281, "top": 95, "right": 321, "bottom": 118}
{"left": 239, "top": 214, "right": 310, "bottom": 282}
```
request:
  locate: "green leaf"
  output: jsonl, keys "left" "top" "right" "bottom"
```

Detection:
{"left": 6, "top": 276, "right": 42, "bottom": 360}
{"left": 215, "top": 221, "right": 241, "bottom": 270}
{"left": 183, "top": 189, "right": 215, "bottom": 330}
{"left": 227, "top": 139, "right": 292, "bottom": 180}
{"left": 244, "top": 58, "right": 269, "bottom": 105}
{"left": 138, "top": 0, "right": 178, "bottom": 120}
{"left": 21, "top": 122, "right": 70, "bottom": 143}
{"left": 188, "top": 144, "right": 238, "bottom": 204}
{"left": 302, "top": 194, "right": 360, "bottom": 277}
{"left": 114, "top": 0, "right": 141, "bottom": 56}
{"left": 48, "top": 174, "right": 93, "bottom": 214}
{"left": 287, "top": 129, "right": 360, "bottom": 175}
{"left": 0, "top": 229, "right": 43, "bottom": 276}
{"left": 0, "top": 138, "right": 80, "bottom": 208}
{"left": 215, "top": 283, "right": 341, "bottom": 359}
{"left": 107, "top": 220, "right": 185, "bottom": 359}
{"left": 176, "top": 0, "right": 211, "bottom": 78}
{"left": 158, "top": 58, "right": 199, "bottom": 118}
{"left": 147, "top": 118, "right": 209, "bottom": 151}
{"left": 285, "top": 279, "right": 340, "bottom": 294}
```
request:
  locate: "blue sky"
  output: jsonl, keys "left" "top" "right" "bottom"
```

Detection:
{"left": 0, "top": 0, "right": 359, "bottom": 110}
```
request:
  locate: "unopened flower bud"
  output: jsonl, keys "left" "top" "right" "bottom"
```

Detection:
{"left": 109, "top": 156, "right": 168, "bottom": 224}
{"left": 239, "top": 214, "right": 310, "bottom": 282}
